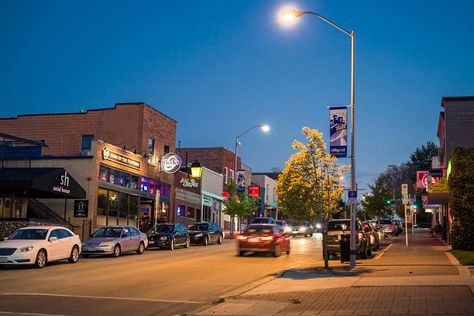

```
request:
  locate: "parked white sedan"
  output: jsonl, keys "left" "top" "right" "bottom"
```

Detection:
{"left": 0, "top": 226, "right": 81, "bottom": 268}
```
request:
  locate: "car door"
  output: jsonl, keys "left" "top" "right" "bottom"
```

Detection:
{"left": 58, "top": 229, "right": 75, "bottom": 259}
{"left": 207, "top": 223, "right": 215, "bottom": 242}
{"left": 176, "top": 224, "right": 185, "bottom": 245}
{"left": 47, "top": 229, "right": 62, "bottom": 260}
{"left": 129, "top": 227, "right": 141, "bottom": 250}
{"left": 121, "top": 227, "right": 132, "bottom": 252}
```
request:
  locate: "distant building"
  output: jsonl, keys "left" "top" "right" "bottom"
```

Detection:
{"left": 252, "top": 173, "right": 281, "bottom": 219}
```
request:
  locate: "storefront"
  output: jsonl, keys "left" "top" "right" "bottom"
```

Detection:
{"left": 173, "top": 171, "right": 201, "bottom": 226}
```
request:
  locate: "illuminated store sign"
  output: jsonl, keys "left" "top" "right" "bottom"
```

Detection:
{"left": 161, "top": 153, "right": 182, "bottom": 174}
{"left": 102, "top": 147, "right": 141, "bottom": 170}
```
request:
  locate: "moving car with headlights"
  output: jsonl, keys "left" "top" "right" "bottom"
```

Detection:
{"left": 288, "top": 221, "right": 314, "bottom": 237}
{"left": 188, "top": 222, "right": 223, "bottom": 246}
{"left": 82, "top": 225, "right": 147, "bottom": 257}
{"left": 0, "top": 226, "right": 81, "bottom": 269}
{"left": 275, "top": 220, "right": 291, "bottom": 234}
{"left": 237, "top": 224, "right": 290, "bottom": 257}
{"left": 326, "top": 219, "right": 371, "bottom": 259}
{"left": 147, "top": 223, "right": 190, "bottom": 250}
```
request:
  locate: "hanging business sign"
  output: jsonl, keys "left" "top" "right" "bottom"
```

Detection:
{"left": 329, "top": 106, "right": 348, "bottom": 157}
{"left": 248, "top": 186, "right": 260, "bottom": 198}
{"left": 102, "top": 147, "right": 141, "bottom": 170}
{"left": 73, "top": 200, "right": 88, "bottom": 218}
{"left": 160, "top": 153, "right": 182, "bottom": 174}
{"left": 180, "top": 177, "right": 199, "bottom": 188}
{"left": 236, "top": 169, "right": 246, "bottom": 193}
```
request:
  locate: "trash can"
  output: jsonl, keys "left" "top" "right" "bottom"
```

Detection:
{"left": 339, "top": 235, "right": 350, "bottom": 263}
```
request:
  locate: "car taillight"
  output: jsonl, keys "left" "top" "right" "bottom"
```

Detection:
{"left": 236, "top": 235, "right": 247, "bottom": 240}
{"left": 357, "top": 232, "right": 363, "bottom": 240}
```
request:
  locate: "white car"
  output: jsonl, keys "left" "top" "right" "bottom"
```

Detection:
{"left": 0, "top": 226, "right": 81, "bottom": 268}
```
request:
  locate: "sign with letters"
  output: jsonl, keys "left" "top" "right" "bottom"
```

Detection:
{"left": 329, "top": 106, "right": 348, "bottom": 157}
{"left": 102, "top": 147, "right": 141, "bottom": 170}
{"left": 160, "top": 153, "right": 182, "bottom": 174}
{"left": 74, "top": 200, "right": 88, "bottom": 218}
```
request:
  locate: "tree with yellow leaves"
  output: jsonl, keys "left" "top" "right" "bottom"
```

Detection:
{"left": 277, "top": 127, "right": 349, "bottom": 268}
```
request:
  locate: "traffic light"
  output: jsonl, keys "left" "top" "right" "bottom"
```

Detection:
{"left": 384, "top": 198, "right": 393, "bottom": 205}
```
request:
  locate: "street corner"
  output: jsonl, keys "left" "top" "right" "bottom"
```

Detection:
{"left": 194, "top": 297, "right": 288, "bottom": 316}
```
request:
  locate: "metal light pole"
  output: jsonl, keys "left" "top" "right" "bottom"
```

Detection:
{"left": 230, "top": 124, "right": 270, "bottom": 237}
{"left": 281, "top": 10, "right": 357, "bottom": 266}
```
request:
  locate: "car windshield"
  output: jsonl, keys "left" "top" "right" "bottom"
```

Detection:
{"left": 379, "top": 220, "right": 392, "bottom": 224}
{"left": 252, "top": 218, "right": 269, "bottom": 223}
{"left": 188, "top": 223, "right": 208, "bottom": 231}
{"left": 9, "top": 229, "right": 48, "bottom": 240}
{"left": 154, "top": 225, "right": 173, "bottom": 233}
{"left": 246, "top": 225, "right": 273, "bottom": 234}
{"left": 328, "top": 221, "right": 350, "bottom": 231}
{"left": 92, "top": 227, "right": 122, "bottom": 238}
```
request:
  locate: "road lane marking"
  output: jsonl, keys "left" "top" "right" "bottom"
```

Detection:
{"left": 0, "top": 293, "right": 204, "bottom": 305}
{"left": 374, "top": 243, "right": 393, "bottom": 259}
{"left": 0, "top": 311, "right": 69, "bottom": 316}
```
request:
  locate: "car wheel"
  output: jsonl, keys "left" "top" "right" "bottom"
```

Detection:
{"left": 203, "top": 236, "right": 209, "bottom": 246}
{"left": 309, "top": 233, "right": 313, "bottom": 238}
{"left": 184, "top": 238, "right": 190, "bottom": 248}
{"left": 68, "top": 246, "right": 80, "bottom": 263}
{"left": 217, "top": 234, "right": 223, "bottom": 244}
{"left": 274, "top": 244, "right": 281, "bottom": 257}
{"left": 35, "top": 249, "right": 47, "bottom": 269}
{"left": 360, "top": 246, "right": 368, "bottom": 259}
{"left": 137, "top": 242, "right": 145, "bottom": 255}
{"left": 113, "top": 244, "right": 121, "bottom": 257}
{"left": 169, "top": 239, "right": 175, "bottom": 250}
{"left": 286, "top": 247, "right": 290, "bottom": 255}
{"left": 367, "top": 247, "right": 373, "bottom": 257}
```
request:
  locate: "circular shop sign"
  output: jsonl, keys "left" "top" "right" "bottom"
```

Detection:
{"left": 161, "top": 153, "right": 182, "bottom": 174}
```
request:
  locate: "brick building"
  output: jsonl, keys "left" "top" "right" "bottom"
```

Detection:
{"left": 0, "top": 103, "right": 178, "bottom": 236}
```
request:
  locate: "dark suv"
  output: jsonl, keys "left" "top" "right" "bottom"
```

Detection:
{"left": 326, "top": 219, "right": 371, "bottom": 259}
{"left": 147, "top": 223, "right": 190, "bottom": 250}
{"left": 188, "top": 222, "right": 224, "bottom": 246}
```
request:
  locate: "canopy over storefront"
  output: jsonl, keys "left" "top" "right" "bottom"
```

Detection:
{"left": 427, "top": 177, "right": 449, "bottom": 204}
{"left": 0, "top": 168, "right": 86, "bottom": 199}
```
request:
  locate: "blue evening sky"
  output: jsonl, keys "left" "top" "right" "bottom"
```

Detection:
{"left": 1, "top": 0, "right": 473, "bottom": 190}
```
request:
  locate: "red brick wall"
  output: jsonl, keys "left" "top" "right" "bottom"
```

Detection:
{"left": 177, "top": 147, "right": 241, "bottom": 175}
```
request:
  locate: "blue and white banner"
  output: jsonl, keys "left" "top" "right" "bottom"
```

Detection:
{"left": 329, "top": 106, "right": 348, "bottom": 158}
{"left": 236, "top": 169, "right": 246, "bottom": 193}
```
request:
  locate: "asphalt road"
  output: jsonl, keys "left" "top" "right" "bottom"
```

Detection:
{"left": 0, "top": 234, "right": 323, "bottom": 316}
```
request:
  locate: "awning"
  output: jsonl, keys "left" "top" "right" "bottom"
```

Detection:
{"left": 0, "top": 168, "right": 86, "bottom": 199}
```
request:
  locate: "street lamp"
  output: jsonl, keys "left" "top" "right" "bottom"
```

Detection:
{"left": 229, "top": 124, "right": 270, "bottom": 237}
{"left": 280, "top": 9, "right": 357, "bottom": 267}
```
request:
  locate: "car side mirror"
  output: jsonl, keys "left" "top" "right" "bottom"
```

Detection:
{"left": 49, "top": 237, "right": 58, "bottom": 242}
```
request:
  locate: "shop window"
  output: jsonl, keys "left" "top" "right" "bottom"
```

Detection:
{"left": 99, "top": 165, "right": 109, "bottom": 182}
{"left": 97, "top": 188, "right": 108, "bottom": 216}
{"left": 186, "top": 207, "right": 195, "bottom": 219}
{"left": 203, "top": 205, "right": 211, "bottom": 222}
{"left": 164, "top": 145, "right": 170, "bottom": 154}
{"left": 176, "top": 204, "right": 186, "bottom": 217}
{"left": 129, "top": 175, "right": 139, "bottom": 190}
{"left": 108, "top": 169, "right": 118, "bottom": 185}
{"left": 118, "top": 193, "right": 128, "bottom": 219}
{"left": 108, "top": 190, "right": 119, "bottom": 217}
{"left": 229, "top": 169, "right": 234, "bottom": 181}
{"left": 129, "top": 196, "right": 139, "bottom": 220}
{"left": 116, "top": 171, "right": 130, "bottom": 188}
{"left": 224, "top": 167, "right": 228, "bottom": 184}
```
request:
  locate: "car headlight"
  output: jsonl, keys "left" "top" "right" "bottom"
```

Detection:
{"left": 194, "top": 233, "right": 203, "bottom": 238}
{"left": 159, "top": 236, "right": 167, "bottom": 241}
{"left": 99, "top": 241, "right": 113, "bottom": 247}
{"left": 18, "top": 246, "right": 34, "bottom": 252}
{"left": 316, "top": 223, "right": 322, "bottom": 229}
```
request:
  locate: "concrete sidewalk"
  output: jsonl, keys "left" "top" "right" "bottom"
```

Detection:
{"left": 194, "top": 231, "right": 474, "bottom": 315}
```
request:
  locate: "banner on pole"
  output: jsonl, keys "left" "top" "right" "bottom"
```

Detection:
{"left": 236, "top": 169, "right": 246, "bottom": 193}
{"left": 329, "top": 106, "right": 348, "bottom": 157}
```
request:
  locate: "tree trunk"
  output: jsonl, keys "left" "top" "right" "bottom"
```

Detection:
{"left": 322, "top": 218, "right": 329, "bottom": 269}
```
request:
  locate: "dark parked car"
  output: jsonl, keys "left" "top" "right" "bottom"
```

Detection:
{"left": 237, "top": 224, "right": 290, "bottom": 257}
{"left": 288, "top": 221, "right": 314, "bottom": 237}
{"left": 326, "top": 219, "right": 371, "bottom": 259}
{"left": 188, "top": 222, "right": 224, "bottom": 246}
{"left": 147, "top": 223, "right": 190, "bottom": 250}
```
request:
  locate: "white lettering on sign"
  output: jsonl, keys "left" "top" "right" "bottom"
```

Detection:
{"left": 60, "top": 171, "right": 70, "bottom": 187}
{"left": 161, "top": 153, "right": 182, "bottom": 174}
{"left": 102, "top": 147, "right": 141, "bottom": 170}
{"left": 180, "top": 177, "right": 199, "bottom": 188}
{"left": 53, "top": 171, "right": 71, "bottom": 194}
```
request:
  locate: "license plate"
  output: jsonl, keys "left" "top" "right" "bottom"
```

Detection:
{"left": 0, "top": 257, "right": 7, "bottom": 263}
{"left": 148, "top": 240, "right": 154, "bottom": 244}
{"left": 248, "top": 237, "right": 259, "bottom": 242}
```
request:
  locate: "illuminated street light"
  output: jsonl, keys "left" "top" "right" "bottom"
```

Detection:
{"left": 279, "top": 8, "right": 357, "bottom": 267}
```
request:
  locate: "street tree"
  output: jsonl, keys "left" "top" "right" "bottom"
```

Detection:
{"left": 361, "top": 175, "right": 394, "bottom": 218}
{"left": 276, "top": 127, "right": 348, "bottom": 268}
{"left": 408, "top": 141, "right": 439, "bottom": 171}
{"left": 222, "top": 178, "right": 258, "bottom": 237}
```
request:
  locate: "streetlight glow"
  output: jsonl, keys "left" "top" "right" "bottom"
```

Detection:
{"left": 278, "top": 7, "right": 302, "bottom": 27}
{"left": 260, "top": 124, "right": 270, "bottom": 133}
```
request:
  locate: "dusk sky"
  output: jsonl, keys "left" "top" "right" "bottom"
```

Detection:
{"left": 1, "top": 0, "right": 473, "bottom": 190}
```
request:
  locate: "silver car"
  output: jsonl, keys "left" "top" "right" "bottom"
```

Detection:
{"left": 82, "top": 226, "right": 148, "bottom": 257}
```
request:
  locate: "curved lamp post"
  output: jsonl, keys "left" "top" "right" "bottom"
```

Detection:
{"left": 281, "top": 9, "right": 357, "bottom": 267}
{"left": 230, "top": 124, "right": 270, "bottom": 237}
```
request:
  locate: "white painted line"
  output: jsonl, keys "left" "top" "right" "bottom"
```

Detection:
{"left": 0, "top": 311, "right": 69, "bottom": 316}
{"left": 374, "top": 243, "right": 393, "bottom": 260}
{"left": 0, "top": 293, "right": 204, "bottom": 305}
